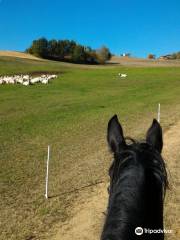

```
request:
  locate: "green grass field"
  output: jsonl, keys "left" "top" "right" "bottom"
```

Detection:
{"left": 0, "top": 56, "right": 180, "bottom": 239}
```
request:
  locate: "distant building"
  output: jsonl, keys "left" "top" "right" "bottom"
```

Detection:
{"left": 121, "top": 53, "right": 131, "bottom": 57}
{"left": 159, "top": 54, "right": 174, "bottom": 60}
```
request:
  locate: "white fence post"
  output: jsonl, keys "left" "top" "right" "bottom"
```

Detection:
{"left": 45, "top": 145, "right": 50, "bottom": 199}
{"left": 157, "top": 103, "right": 161, "bottom": 123}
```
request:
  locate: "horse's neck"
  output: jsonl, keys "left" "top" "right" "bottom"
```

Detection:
{"left": 102, "top": 167, "right": 164, "bottom": 240}
{"left": 143, "top": 173, "right": 164, "bottom": 229}
{"left": 102, "top": 168, "right": 146, "bottom": 239}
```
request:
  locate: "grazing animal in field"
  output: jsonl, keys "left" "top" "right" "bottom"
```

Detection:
{"left": 23, "top": 75, "right": 30, "bottom": 81}
{"left": 22, "top": 81, "right": 29, "bottom": 86}
{"left": 30, "top": 77, "right": 41, "bottom": 84}
{"left": 0, "top": 74, "right": 58, "bottom": 85}
{"left": 41, "top": 79, "right": 49, "bottom": 84}
{"left": 118, "top": 73, "right": 127, "bottom": 78}
{"left": 101, "top": 115, "right": 168, "bottom": 240}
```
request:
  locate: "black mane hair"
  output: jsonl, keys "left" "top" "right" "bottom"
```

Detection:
{"left": 101, "top": 115, "right": 168, "bottom": 240}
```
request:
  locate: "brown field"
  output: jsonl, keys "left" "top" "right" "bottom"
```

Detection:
{"left": 0, "top": 50, "right": 43, "bottom": 61}
{"left": 1, "top": 50, "right": 180, "bottom": 67}
{"left": 109, "top": 56, "right": 180, "bottom": 67}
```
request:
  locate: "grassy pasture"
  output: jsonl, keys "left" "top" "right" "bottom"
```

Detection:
{"left": 0, "top": 56, "right": 180, "bottom": 239}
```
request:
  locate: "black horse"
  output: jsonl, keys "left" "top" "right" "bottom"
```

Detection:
{"left": 101, "top": 115, "right": 168, "bottom": 240}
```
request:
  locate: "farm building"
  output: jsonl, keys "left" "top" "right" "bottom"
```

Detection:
{"left": 159, "top": 54, "right": 174, "bottom": 60}
{"left": 121, "top": 53, "right": 131, "bottom": 57}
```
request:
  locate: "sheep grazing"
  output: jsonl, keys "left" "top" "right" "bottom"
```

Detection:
{"left": 16, "top": 77, "right": 24, "bottom": 84}
{"left": 41, "top": 79, "right": 49, "bottom": 84}
{"left": 50, "top": 74, "right": 58, "bottom": 79}
{"left": 30, "top": 77, "right": 41, "bottom": 84}
{"left": 118, "top": 73, "right": 127, "bottom": 78}
{"left": 3, "top": 76, "right": 15, "bottom": 84}
{"left": 0, "top": 74, "right": 58, "bottom": 86}
{"left": 22, "top": 81, "right": 30, "bottom": 86}
{"left": 23, "top": 75, "right": 30, "bottom": 81}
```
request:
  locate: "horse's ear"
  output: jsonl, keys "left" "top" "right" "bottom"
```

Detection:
{"left": 107, "top": 115, "right": 126, "bottom": 153}
{"left": 146, "top": 119, "right": 163, "bottom": 153}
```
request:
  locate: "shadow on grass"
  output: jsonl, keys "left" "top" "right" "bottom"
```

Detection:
{"left": 48, "top": 180, "right": 104, "bottom": 199}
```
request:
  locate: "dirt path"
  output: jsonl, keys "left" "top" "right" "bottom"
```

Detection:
{"left": 163, "top": 122, "right": 180, "bottom": 239}
{"left": 53, "top": 122, "right": 180, "bottom": 240}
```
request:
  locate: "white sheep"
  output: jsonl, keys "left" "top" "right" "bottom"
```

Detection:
{"left": 22, "top": 81, "right": 30, "bottom": 86}
{"left": 30, "top": 77, "right": 41, "bottom": 84}
{"left": 23, "top": 75, "right": 30, "bottom": 81}
{"left": 41, "top": 79, "right": 49, "bottom": 84}
{"left": 118, "top": 73, "right": 127, "bottom": 78}
{"left": 0, "top": 74, "right": 58, "bottom": 86}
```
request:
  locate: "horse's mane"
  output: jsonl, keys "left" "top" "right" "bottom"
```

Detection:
{"left": 102, "top": 138, "right": 168, "bottom": 240}
{"left": 109, "top": 137, "right": 168, "bottom": 200}
{"left": 102, "top": 116, "right": 167, "bottom": 240}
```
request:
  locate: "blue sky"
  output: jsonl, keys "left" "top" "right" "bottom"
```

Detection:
{"left": 0, "top": 0, "right": 180, "bottom": 57}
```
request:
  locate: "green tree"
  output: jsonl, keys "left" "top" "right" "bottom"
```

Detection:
{"left": 29, "top": 38, "right": 48, "bottom": 58}
{"left": 176, "top": 52, "right": 180, "bottom": 59}
{"left": 85, "top": 51, "right": 98, "bottom": 64}
{"left": 26, "top": 38, "right": 112, "bottom": 64}
{"left": 72, "top": 45, "right": 87, "bottom": 63}
{"left": 96, "top": 46, "right": 111, "bottom": 64}
{"left": 48, "top": 39, "right": 58, "bottom": 58}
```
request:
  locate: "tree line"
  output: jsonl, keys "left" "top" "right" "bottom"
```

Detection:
{"left": 26, "top": 38, "right": 112, "bottom": 64}
{"left": 171, "top": 51, "right": 180, "bottom": 59}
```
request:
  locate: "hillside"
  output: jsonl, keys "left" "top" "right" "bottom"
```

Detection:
{"left": 0, "top": 55, "right": 180, "bottom": 240}
{"left": 0, "top": 50, "right": 43, "bottom": 61}
{"left": 108, "top": 55, "right": 180, "bottom": 67}
{"left": 1, "top": 50, "right": 180, "bottom": 67}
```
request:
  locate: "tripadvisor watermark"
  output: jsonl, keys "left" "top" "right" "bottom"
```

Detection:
{"left": 135, "top": 227, "right": 173, "bottom": 235}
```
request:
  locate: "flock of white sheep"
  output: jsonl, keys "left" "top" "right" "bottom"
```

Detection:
{"left": 0, "top": 74, "right": 58, "bottom": 85}
{"left": 0, "top": 72, "right": 127, "bottom": 86}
